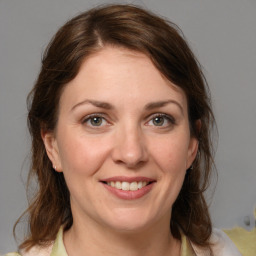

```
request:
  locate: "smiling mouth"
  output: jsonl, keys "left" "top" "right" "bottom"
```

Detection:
{"left": 100, "top": 177, "right": 156, "bottom": 199}
{"left": 101, "top": 181, "right": 154, "bottom": 191}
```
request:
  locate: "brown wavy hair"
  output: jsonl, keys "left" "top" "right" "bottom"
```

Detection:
{"left": 15, "top": 4, "right": 216, "bottom": 252}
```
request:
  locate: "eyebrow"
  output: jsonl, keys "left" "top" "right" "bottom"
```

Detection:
{"left": 71, "top": 99, "right": 183, "bottom": 115}
{"left": 145, "top": 100, "right": 184, "bottom": 115}
{"left": 71, "top": 99, "right": 113, "bottom": 111}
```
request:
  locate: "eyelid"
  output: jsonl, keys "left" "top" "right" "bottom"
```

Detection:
{"left": 81, "top": 112, "right": 176, "bottom": 127}
{"left": 82, "top": 113, "right": 105, "bottom": 122}
{"left": 145, "top": 113, "right": 176, "bottom": 126}
{"left": 151, "top": 113, "right": 175, "bottom": 122}
{"left": 81, "top": 113, "right": 111, "bottom": 128}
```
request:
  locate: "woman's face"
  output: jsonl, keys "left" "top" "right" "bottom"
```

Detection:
{"left": 43, "top": 47, "right": 198, "bottom": 233}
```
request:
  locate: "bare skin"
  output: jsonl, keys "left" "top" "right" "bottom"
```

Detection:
{"left": 43, "top": 47, "right": 197, "bottom": 256}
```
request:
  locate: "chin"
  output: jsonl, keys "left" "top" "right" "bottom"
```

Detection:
{"left": 101, "top": 209, "right": 156, "bottom": 233}
{"left": 109, "top": 221, "right": 151, "bottom": 234}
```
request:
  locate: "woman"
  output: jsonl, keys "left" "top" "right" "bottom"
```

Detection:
{"left": 6, "top": 4, "right": 241, "bottom": 256}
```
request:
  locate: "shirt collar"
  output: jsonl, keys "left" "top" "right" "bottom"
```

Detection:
{"left": 50, "top": 226, "right": 196, "bottom": 256}
{"left": 50, "top": 226, "right": 68, "bottom": 256}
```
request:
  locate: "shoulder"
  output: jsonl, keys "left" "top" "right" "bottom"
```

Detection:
{"left": 21, "top": 244, "right": 53, "bottom": 256}
{"left": 5, "top": 226, "right": 66, "bottom": 256}
{"left": 191, "top": 228, "right": 242, "bottom": 256}
{"left": 224, "top": 226, "right": 256, "bottom": 256}
{"left": 210, "top": 228, "right": 242, "bottom": 255}
{"left": 4, "top": 253, "right": 22, "bottom": 256}
{"left": 4, "top": 243, "right": 54, "bottom": 256}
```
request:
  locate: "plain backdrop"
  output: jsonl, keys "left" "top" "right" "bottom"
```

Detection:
{"left": 0, "top": 0, "right": 255, "bottom": 253}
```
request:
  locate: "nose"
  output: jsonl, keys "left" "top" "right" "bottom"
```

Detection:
{"left": 111, "top": 125, "right": 149, "bottom": 168}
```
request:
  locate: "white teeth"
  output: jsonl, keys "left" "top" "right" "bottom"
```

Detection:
{"left": 107, "top": 181, "right": 150, "bottom": 191}
{"left": 137, "top": 181, "right": 142, "bottom": 189}
{"left": 121, "top": 182, "right": 130, "bottom": 191}
{"left": 116, "top": 181, "right": 122, "bottom": 189}
{"left": 129, "top": 182, "right": 138, "bottom": 191}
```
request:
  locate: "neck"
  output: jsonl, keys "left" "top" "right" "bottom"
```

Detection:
{"left": 63, "top": 215, "right": 180, "bottom": 256}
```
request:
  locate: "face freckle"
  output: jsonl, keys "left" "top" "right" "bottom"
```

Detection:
{"left": 45, "top": 46, "right": 198, "bottom": 233}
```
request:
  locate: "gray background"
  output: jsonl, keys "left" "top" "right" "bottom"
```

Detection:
{"left": 1, "top": 0, "right": 255, "bottom": 253}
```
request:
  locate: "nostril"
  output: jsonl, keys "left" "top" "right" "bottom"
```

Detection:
{"left": 111, "top": 134, "right": 148, "bottom": 167}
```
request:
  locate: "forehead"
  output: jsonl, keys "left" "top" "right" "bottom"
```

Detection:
{"left": 60, "top": 47, "right": 187, "bottom": 112}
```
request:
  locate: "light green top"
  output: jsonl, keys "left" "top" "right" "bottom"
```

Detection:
{"left": 8, "top": 226, "right": 255, "bottom": 255}
{"left": 5, "top": 227, "right": 196, "bottom": 256}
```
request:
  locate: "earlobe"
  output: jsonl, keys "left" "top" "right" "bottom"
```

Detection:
{"left": 186, "top": 119, "right": 201, "bottom": 168}
{"left": 186, "top": 137, "right": 199, "bottom": 169}
{"left": 41, "top": 130, "right": 62, "bottom": 172}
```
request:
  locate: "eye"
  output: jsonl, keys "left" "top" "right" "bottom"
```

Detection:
{"left": 147, "top": 114, "right": 175, "bottom": 127}
{"left": 152, "top": 116, "right": 165, "bottom": 126}
{"left": 82, "top": 114, "right": 108, "bottom": 127}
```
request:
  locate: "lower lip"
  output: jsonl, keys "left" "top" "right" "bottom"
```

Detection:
{"left": 102, "top": 182, "right": 155, "bottom": 200}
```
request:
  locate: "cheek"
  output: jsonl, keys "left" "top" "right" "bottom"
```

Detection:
{"left": 57, "top": 133, "right": 111, "bottom": 176}
{"left": 149, "top": 134, "right": 190, "bottom": 172}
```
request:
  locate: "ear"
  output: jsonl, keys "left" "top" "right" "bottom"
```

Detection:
{"left": 41, "top": 129, "right": 62, "bottom": 172}
{"left": 186, "top": 120, "right": 201, "bottom": 169}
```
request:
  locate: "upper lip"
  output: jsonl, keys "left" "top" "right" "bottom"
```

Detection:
{"left": 100, "top": 176, "right": 156, "bottom": 183}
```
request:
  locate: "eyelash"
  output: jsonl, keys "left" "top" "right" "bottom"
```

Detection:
{"left": 81, "top": 113, "right": 176, "bottom": 128}
{"left": 146, "top": 113, "right": 176, "bottom": 127}
{"left": 82, "top": 113, "right": 108, "bottom": 127}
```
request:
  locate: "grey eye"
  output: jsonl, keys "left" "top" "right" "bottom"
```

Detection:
{"left": 89, "top": 116, "right": 103, "bottom": 126}
{"left": 152, "top": 116, "right": 165, "bottom": 126}
{"left": 147, "top": 114, "right": 175, "bottom": 128}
